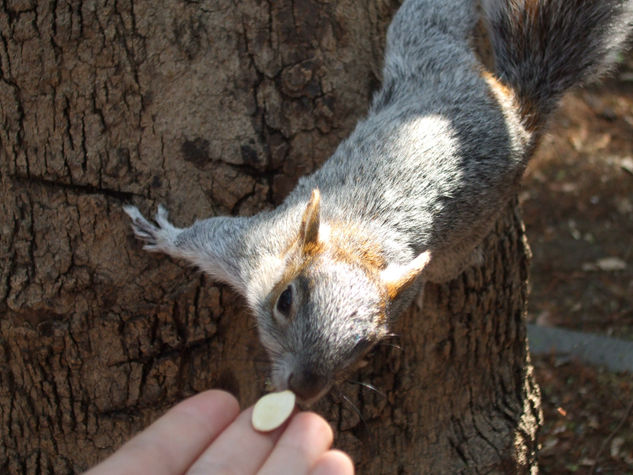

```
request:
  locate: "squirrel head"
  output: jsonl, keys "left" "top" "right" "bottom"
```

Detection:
{"left": 250, "top": 189, "right": 431, "bottom": 404}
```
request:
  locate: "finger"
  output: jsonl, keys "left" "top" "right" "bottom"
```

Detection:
{"left": 86, "top": 390, "right": 239, "bottom": 475}
{"left": 257, "top": 412, "right": 334, "bottom": 475}
{"left": 186, "top": 406, "right": 286, "bottom": 474}
{"left": 310, "top": 450, "right": 355, "bottom": 475}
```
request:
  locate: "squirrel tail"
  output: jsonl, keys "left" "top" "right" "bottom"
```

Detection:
{"left": 483, "top": 0, "right": 633, "bottom": 131}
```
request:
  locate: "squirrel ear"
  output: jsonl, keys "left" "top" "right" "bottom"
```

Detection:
{"left": 381, "top": 250, "right": 431, "bottom": 299}
{"left": 300, "top": 189, "right": 321, "bottom": 250}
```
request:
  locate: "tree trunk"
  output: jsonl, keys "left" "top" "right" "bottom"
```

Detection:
{"left": 0, "top": 1, "right": 541, "bottom": 473}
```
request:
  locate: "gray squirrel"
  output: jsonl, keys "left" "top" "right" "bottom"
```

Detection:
{"left": 125, "top": 0, "right": 633, "bottom": 404}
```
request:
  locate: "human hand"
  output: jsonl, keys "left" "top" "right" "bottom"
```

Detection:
{"left": 86, "top": 390, "right": 354, "bottom": 474}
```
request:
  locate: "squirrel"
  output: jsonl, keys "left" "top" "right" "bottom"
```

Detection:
{"left": 125, "top": 0, "right": 633, "bottom": 404}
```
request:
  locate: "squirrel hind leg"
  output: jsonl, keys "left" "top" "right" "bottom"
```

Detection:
{"left": 424, "top": 245, "right": 484, "bottom": 284}
{"left": 468, "top": 245, "right": 484, "bottom": 269}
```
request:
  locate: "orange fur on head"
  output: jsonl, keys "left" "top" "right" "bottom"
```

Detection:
{"left": 300, "top": 189, "right": 321, "bottom": 255}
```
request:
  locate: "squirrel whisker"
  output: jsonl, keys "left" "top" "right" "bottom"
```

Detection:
{"left": 339, "top": 391, "right": 366, "bottom": 427}
{"left": 346, "top": 380, "right": 387, "bottom": 399}
{"left": 377, "top": 342, "right": 403, "bottom": 351}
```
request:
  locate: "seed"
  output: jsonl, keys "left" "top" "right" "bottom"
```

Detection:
{"left": 251, "top": 390, "right": 296, "bottom": 432}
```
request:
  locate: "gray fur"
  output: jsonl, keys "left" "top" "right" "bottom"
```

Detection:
{"left": 125, "top": 0, "right": 632, "bottom": 403}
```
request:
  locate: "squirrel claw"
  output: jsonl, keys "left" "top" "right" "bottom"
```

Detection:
{"left": 123, "top": 204, "right": 179, "bottom": 254}
{"left": 123, "top": 205, "right": 158, "bottom": 244}
{"left": 155, "top": 204, "right": 171, "bottom": 228}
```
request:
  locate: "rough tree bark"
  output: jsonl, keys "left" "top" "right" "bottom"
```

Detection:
{"left": 0, "top": 1, "right": 541, "bottom": 473}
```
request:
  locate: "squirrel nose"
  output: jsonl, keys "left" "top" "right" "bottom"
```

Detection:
{"left": 288, "top": 369, "right": 328, "bottom": 402}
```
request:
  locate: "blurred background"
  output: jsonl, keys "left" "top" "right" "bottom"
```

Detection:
{"left": 522, "top": 54, "right": 633, "bottom": 472}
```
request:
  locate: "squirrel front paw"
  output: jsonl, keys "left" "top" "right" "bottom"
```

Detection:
{"left": 123, "top": 204, "right": 180, "bottom": 253}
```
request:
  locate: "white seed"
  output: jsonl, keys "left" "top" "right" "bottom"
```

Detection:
{"left": 251, "top": 390, "right": 296, "bottom": 432}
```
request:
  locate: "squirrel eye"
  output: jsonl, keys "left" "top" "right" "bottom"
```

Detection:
{"left": 276, "top": 285, "right": 293, "bottom": 317}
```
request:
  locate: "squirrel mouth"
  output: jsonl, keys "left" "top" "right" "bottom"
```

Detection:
{"left": 294, "top": 383, "right": 333, "bottom": 407}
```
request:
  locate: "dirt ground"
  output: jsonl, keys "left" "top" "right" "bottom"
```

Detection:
{"left": 522, "top": 57, "right": 633, "bottom": 473}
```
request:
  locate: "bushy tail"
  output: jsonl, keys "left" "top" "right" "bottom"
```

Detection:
{"left": 483, "top": 0, "right": 633, "bottom": 131}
